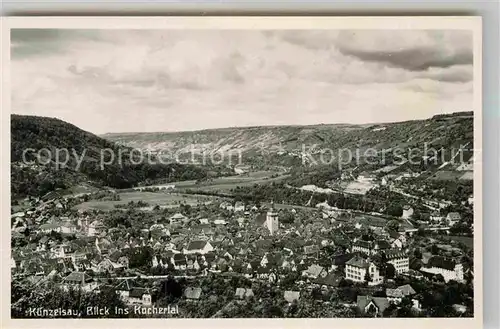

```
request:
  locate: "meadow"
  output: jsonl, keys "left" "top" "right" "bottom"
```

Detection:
{"left": 74, "top": 192, "right": 221, "bottom": 211}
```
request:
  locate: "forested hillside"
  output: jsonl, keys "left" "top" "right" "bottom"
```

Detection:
{"left": 11, "top": 115, "right": 226, "bottom": 199}
{"left": 103, "top": 112, "right": 474, "bottom": 169}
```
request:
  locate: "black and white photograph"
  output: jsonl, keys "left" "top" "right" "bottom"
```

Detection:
{"left": 3, "top": 17, "right": 482, "bottom": 326}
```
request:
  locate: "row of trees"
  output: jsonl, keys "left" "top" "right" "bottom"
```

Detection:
{"left": 230, "top": 183, "right": 411, "bottom": 218}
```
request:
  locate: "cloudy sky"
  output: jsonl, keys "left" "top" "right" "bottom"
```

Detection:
{"left": 11, "top": 29, "right": 473, "bottom": 134}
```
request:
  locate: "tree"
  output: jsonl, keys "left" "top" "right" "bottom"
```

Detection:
{"left": 49, "top": 230, "right": 63, "bottom": 241}
{"left": 128, "top": 246, "right": 153, "bottom": 269}
{"left": 435, "top": 274, "right": 445, "bottom": 283}
{"left": 385, "top": 263, "right": 396, "bottom": 279}
{"left": 395, "top": 297, "right": 414, "bottom": 317}
{"left": 280, "top": 211, "right": 295, "bottom": 224}
{"left": 386, "top": 203, "right": 403, "bottom": 217}
{"left": 364, "top": 271, "right": 372, "bottom": 283}
{"left": 12, "top": 284, "right": 127, "bottom": 318}
{"left": 430, "top": 244, "right": 440, "bottom": 255}
{"left": 280, "top": 272, "right": 299, "bottom": 289}
{"left": 413, "top": 248, "right": 423, "bottom": 259}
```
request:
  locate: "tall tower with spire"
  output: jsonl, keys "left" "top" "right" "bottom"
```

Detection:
{"left": 266, "top": 201, "right": 279, "bottom": 235}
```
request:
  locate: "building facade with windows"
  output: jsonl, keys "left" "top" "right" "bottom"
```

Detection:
{"left": 385, "top": 249, "right": 410, "bottom": 274}
{"left": 345, "top": 255, "right": 383, "bottom": 286}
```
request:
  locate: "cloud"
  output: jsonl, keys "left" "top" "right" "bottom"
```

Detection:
{"left": 417, "top": 65, "right": 473, "bottom": 83}
{"left": 335, "top": 30, "right": 473, "bottom": 71}
{"left": 11, "top": 29, "right": 103, "bottom": 58}
{"left": 11, "top": 29, "right": 474, "bottom": 134}
{"left": 270, "top": 30, "right": 340, "bottom": 50}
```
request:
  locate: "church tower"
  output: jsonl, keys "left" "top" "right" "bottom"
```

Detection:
{"left": 266, "top": 201, "right": 279, "bottom": 235}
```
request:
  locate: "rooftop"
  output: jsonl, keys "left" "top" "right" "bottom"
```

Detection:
{"left": 427, "top": 256, "right": 456, "bottom": 271}
{"left": 346, "top": 255, "right": 370, "bottom": 269}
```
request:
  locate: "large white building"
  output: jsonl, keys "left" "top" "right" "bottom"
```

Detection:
{"left": 183, "top": 240, "right": 214, "bottom": 255}
{"left": 385, "top": 249, "right": 410, "bottom": 274}
{"left": 266, "top": 202, "right": 279, "bottom": 236}
{"left": 420, "top": 256, "right": 464, "bottom": 282}
{"left": 345, "top": 255, "right": 383, "bottom": 286}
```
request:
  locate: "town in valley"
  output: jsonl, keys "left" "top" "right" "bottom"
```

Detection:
{"left": 9, "top": 28, "right": 476, "bottom": 319}
{"left": 10, "top": 113, "right": 474, "bottom": 319}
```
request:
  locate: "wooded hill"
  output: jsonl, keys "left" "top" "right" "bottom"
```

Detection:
{"left": 102, "top": 112, "right": 474, "bottom": 170}
{"left": 11, "top": 115, "right": 228, "bottom": 199}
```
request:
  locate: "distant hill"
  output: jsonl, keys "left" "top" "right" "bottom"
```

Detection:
{"left": 102, "top": 111, "right": 474, "bottom": 170}
{"left": 11, "top": 115, "right": 224, "bottom": 199}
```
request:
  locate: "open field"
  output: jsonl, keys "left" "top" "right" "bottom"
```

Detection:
{"left": 192, "top": 174, "right": 291, "bottom": 192}
{"left": 342, "top": 181, "right": 374, "bottom": 195}
{"left": 427, "top": 170, "right": 465, "bottom": 181}
{"left": 74, "top": 192, "right": 222, "bottom": 211}
{"left": 459, "top": 171, "right": 474, "bottom": 180}
{"left": 352, "top": 213, "right": 414, "bottom": 231}
{"left": 131, "top": 170, "right": 290, "bottom": 193}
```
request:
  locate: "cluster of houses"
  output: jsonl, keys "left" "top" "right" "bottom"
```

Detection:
{"left": 357, "top": 284, "right": 420, "bottom": 316}
{"left": 11, "top": 192, "right": 468, "bottom": 316}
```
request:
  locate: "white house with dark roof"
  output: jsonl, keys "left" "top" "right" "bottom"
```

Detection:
{"left": 430, "top": 211, "right": 444, "bottom": 223}
{"left": 127, "top": 288, "right": 152, "bottom": 306}
{"left": 61, "top": 271, "right": 97, "bottom": 292}
{"left": 352, "top": 240, "right": 390, "bottom": 256}
{"left": 171, "top": 254, "right": 187, "bottom": 270}
{"left": 446, "top": 212, "right": 461, "bottom": 226}
{"left": 235, "top": 288, "right": 254, "bottom": 300}
{"left": 51, "top": 243, "right": 73, "bottom": 259}
{"left": 170, "top": 213, "right": 188, "bottom": 225}
{"left": 234, "top": 201, "right": 245, "bottom": 212}
{"left": 345, "top": 255, "right": 383, "bottom": 286}
{"left": 352, "top": 240, "right": 373, "bottom": 255}
{"left": 386, "top": 284, "right": 418, "bottom": 305}
{"left": 115, "top": 280, "right": 151, "bottom": 306}
{"left": 302, "top": 264, "right": 327, "bottom": 279}
{"left": 385, "top": 249, "right": 410, "bottom": 274}
{"left": 387, "top": 230, "right": 407, "bottom": 248}
{"left": 357, "top": 295, "right": 390, "bottom": 316}
{"left": 183, "top": 240, "right": 214, "bottom": 255}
